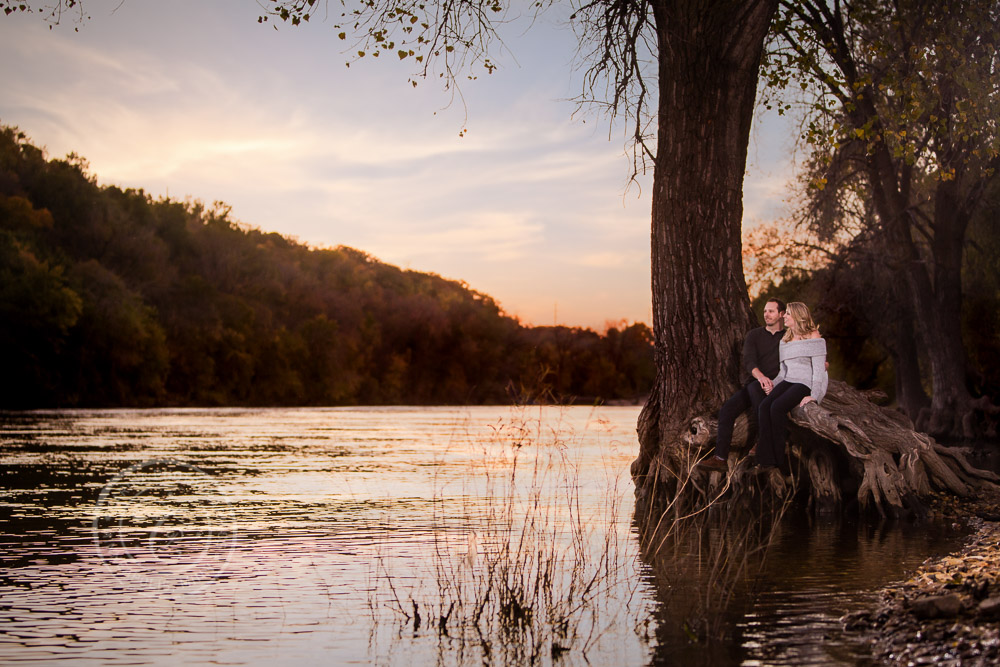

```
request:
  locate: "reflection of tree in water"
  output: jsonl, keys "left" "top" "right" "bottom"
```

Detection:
{"left": 636, "top": 492, "right": 967, "bottom": 666}
{"left": 635, "top": 489, "right": 793, "bottom": 666}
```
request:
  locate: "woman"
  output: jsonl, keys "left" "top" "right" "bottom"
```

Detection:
{"left": 756, "top": 302, "right": 828, "bottom": 470}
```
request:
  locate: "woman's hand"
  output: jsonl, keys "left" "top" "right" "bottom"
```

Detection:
{"left": 798, "top": 396, "right": 814, "bottom": 407}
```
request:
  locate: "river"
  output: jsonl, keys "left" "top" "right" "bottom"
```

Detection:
{"left": 0, "top": 406, "right": 966, "bottom": 665}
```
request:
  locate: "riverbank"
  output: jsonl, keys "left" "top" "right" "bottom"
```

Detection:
{"left": 844, "top": 488, "right": 1000, "bottom": 665}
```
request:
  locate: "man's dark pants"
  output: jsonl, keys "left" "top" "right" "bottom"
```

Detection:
{"left": 714, "top": 381, "right": 767, "bottom": 460}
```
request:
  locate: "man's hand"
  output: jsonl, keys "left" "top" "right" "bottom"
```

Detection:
{"left": 798, "top": 396, "right": 814, "bottom": 407}
{"left": 757, "top": 376, "right": 773, "bottom": 394}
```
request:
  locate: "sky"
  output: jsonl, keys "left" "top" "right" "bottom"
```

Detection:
{"left": 0, "top": 0, "right": 798, "bottom": 330}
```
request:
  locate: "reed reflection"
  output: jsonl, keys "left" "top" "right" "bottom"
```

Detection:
{"left": 634, "top": 492, "right": 966, "bottom": 667}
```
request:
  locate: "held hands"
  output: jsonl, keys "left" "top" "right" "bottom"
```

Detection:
{"left": 758, "top": 375, "right": 774, "bottom": 394}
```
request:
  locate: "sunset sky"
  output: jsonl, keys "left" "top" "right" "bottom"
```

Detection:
{"left": 0, "top": 0, "right": 797, "bottom": 329}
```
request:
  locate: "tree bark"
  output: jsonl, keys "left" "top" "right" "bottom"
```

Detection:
{"left": 915, "top": 178, "right": 976, "bottom": 437}
{"left": 890, "top": 329, "right": 930, "bottom": 422}
{"left": 877, "top": 289, "right": 930, "bottom": 421}
{"left": 866, "top": 139, "right": 977, "bottom": 438}
{"left": 632, "top": 0, "right": 779, "bottom": 503}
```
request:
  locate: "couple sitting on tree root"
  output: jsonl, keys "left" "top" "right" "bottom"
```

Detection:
{"left": 698, "top": 299, "right": 828, "bottom": 473}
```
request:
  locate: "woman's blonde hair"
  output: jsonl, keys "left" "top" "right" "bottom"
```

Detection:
{"left": 783, "top": 302, "right": 819, "bottom": 342}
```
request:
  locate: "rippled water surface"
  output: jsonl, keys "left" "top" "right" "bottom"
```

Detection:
{"left": 1, "top": 407, "right": 966, "bottom": 666}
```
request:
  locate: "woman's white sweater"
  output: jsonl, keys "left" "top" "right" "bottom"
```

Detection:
{"left": 773, "top": 338, "right": 828, "bottom": 402}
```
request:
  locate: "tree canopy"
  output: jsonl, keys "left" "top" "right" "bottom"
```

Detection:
{"left": 761, "top": 0, "right": 1000, "bottom": 437}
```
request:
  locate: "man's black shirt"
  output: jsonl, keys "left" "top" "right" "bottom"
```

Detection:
{"left": 741, "top": 327, "right": 784, "bottom": 384}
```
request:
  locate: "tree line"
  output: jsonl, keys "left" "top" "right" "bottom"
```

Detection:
{"left": 0, "top": 125, "right": 654, "bottom": 408}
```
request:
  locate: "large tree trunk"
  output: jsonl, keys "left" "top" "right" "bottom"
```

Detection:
{"left": 866, "top": 142, "right": 977, "bottom": 438}
{"left": 632, "top": 0, "right": 779, "bottom": 504}
{"left": 879, "top": 288, "right": 930, "bottom": 421}
{"left": 915, "top": 179, "right": 976, "bottom": 437}
{"left": 890, "top": 329, "right": 930, "bottom": 422}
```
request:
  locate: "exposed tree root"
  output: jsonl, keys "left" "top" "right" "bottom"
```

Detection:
{"left": 637, "top": 380, "right": 999, "bottom": 519}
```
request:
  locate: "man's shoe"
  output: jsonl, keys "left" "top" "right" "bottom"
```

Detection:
{"left": 697, "top": 456, "right": 728, "bottom": 472}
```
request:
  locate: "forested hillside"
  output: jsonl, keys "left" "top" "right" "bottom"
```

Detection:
{"left": 0, "top": 125, "right": 653, "bottom": 408}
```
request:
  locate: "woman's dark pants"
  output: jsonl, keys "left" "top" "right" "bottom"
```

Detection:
{"left": 756, "top": 382, "right": 811, "bottom": 468}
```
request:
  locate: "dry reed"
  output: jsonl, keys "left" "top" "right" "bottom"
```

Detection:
{"left": 366, "top": 405, "right": 646, "bottom": 665}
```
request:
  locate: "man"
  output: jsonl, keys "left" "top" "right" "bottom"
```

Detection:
{"left": 698, "top": 298, "right": 786, "bottom": 472}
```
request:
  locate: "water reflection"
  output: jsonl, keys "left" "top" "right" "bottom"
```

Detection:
{"left": 1, "top": 407, "right": 645, "bottom": 665}
{"left": 0, "top": 407, "right": 968, "bottom": 665}
{"left": 638, "top": 506, "right": 965, "bottom": 666}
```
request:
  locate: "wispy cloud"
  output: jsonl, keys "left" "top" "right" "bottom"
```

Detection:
{"left": 375, "top": 212, "right": 545, "bottom": 263}
{"left": 743, "top": 170, "right": 795, "bottom": 229}
{"left": 0, "top": 1, "right": 798, "bottom": 328}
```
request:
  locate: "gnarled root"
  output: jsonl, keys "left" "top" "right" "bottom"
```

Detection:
{"left": 680, "top": 380, "right": 998, "bottom": 518}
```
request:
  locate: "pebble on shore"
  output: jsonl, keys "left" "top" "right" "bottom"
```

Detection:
{"left": 843, "top": 490, "right": 1000, "bottom": 666}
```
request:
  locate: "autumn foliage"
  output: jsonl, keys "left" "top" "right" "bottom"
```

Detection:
{"left": 0, "top": 126, "right": 653, "bottom": 408}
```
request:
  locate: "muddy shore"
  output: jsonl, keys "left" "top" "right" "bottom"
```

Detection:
{"left": 843, "top": 489, "right": 1000, "bottom": 665}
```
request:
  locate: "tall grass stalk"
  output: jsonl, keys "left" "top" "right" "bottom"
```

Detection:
{"left": 635, "top": 442, "right": 797, "bottom": 646}
{"left": 367, "top": 406, "right": 645, "bottom": 665}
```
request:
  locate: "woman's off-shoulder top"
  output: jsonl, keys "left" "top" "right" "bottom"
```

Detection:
{"left": 773, "top": 338, "right": 828, "bottom": 402}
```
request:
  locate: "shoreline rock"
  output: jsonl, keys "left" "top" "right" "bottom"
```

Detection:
{"left": 844, "top": 490, "right": 1000, "bottom": 665}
